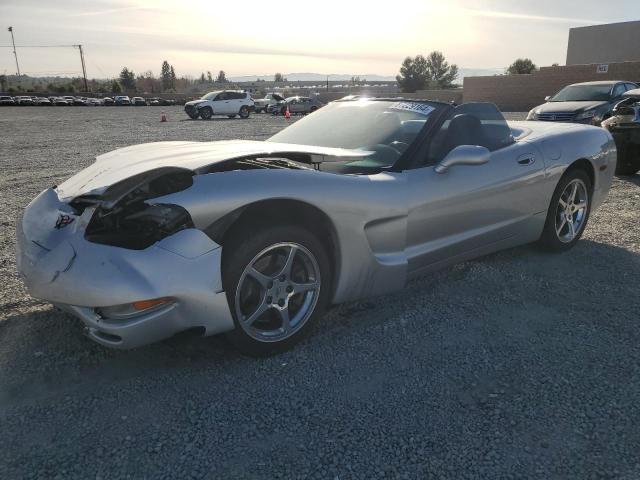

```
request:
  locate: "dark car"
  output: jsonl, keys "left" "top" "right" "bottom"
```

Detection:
{"left": 527, "top": 81, "right": 639, "bottom": 125}
{"left": 274, "top": 96, "right": 323, "bottom": 115}
{"left": 103, "top": 97, "right": 115, "bottom": 106}
{"left": 602, "top": 88, "right": 640, "bottom": 175}
{"left": 131, "top": 96, "right": 147, "bottom": 106}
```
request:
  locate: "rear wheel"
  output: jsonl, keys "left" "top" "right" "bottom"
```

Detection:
{"left": 239, "top": 105, "right": 250, "bottom": 119}
{"left": 539, "top": 169, "right": 592, "bottom": 252}
{"left": 199, "top": 107, "right": 213, "bottom": 120}
{"left": 223, "top": 225, "right": 331, "bottom": 356}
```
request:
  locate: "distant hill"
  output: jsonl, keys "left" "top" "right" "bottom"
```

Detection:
{"left": 229, "top": 68, "right": 504, "bottom": 83}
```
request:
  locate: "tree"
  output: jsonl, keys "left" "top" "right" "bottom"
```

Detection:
{"left": 426, "top": 51, "right": 458, "bottom": 89}
{"left": 119, "top": 67, "right": 136, "bottom": 91}
{"left": 0, "top": 75, "right": 7, "bottom": 91}
{"left": 207, "top": 71, "right": 212, "bottom": 83}
{"left": 111, "top": 80, "right": 122, "bottom": 93}
{"left": 396, "top": 55, "right": 429, "bottom": 93}
{"left": 274, "top": 72, "right": 283, "bottom": 82}
{"left": 169, "top": 66, "right": 177, "bottom": 89}
{"left": 160, "top": 60, "right": 172, "bottom": 91}
{"left": 507, "top": 58, "right": 537, "bottom": 75}
{"left": 199, "top": 72, "right": 206, "bottom": 83}
{"left": 216, "top": 70, "right": 227, "bottom": 83}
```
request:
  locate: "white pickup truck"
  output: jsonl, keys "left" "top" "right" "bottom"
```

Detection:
{"left": 253, "top": 92, "right": 286, "bottom": 113}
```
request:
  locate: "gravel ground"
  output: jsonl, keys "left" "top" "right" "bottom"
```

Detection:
{"left": 1, "top": 106, "right": 639, "bottom": 479}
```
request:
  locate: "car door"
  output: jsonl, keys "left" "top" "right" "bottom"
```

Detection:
{"left": 405, "top": 103, "right": 547, "bottom": 274}
{"left": 213, "top": 92, "right": 231, "bottom": 114}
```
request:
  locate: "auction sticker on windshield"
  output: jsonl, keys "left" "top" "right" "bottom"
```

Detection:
{"left": 389, "top": 102, "right": 435, "bottom": 116}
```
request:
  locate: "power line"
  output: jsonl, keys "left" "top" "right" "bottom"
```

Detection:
{"left": 0, "top": 44, "right": 77, "bottom": 48}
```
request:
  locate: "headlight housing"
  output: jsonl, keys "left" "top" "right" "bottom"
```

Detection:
{"left": 575, "top": 108, "right": 597, "bottom": 121}
{"left": 526, "top": 108, "right": 540, "bottom": 120}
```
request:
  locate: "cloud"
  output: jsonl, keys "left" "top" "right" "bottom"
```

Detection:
{"left": 463, "top": 8, "right": 601, "bottom": 25}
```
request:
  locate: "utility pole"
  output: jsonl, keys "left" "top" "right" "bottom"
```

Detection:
{"left": 75, "top": 44, "right": 88, "bottom": 92}
{"left": 7, "top": 26, "right": 20, "bottom": 76}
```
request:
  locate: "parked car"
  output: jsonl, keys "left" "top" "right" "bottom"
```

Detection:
{"left": 33, "top": 97, "right": 52, "bottom": 106}
{"left": 63, "top": 96, "right": 76, "bottom": 105}
{"left": 15, "top": 96, "right": 34, "bottom": 106}
{"left": 131, "top": 96, "right": 147, "bottom": 106}
{"left": 103, "top": 97, "right": 115, "bottom": 106}
{"left": 527, "top": 80, "right": 639, "bottom": 125}
{"left": 115, "top": 95, "right": 131, "bottom": 106}
{"left": 88, "top": 98, "right": 103, "bottom": 106}
{"left": 148, "top": 97, "right": 176, "bottom": 106}
{"left": 253, "top": 93, "right": 286, "bottom": 113}
{"left": 17, "top": 99, "right": 615, "bottom": 355}
{"left": 53, "top": 97, "right": 71, "bottom": 106}
{"left": 276, "top": 96, "right": 323, "bottom": 115}
{"left": 602, "top": 88, "right": 640, "bottom": 175}
{"left": 184, "top": 90, "right": 253, "bottom": 119}
{"left": 0, "top": 95, "right": 15, "bottom": 105}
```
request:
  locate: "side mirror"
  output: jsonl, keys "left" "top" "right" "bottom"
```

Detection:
{"left": 545, "top": 96, "right": 552, "bottom": 102}
{"left": 434, "top": 145, "right": 490, "bottom": 174}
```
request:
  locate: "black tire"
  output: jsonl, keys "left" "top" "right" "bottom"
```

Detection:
{"left": 239, "top": 105, "right": 250, "bottom": 119}
{"left": 222, "top": 225, "right": 332, "bottom": 357}
{"left": 199, "top": 107, "right": 213, "bottom": 120}
{"left": 227, "top": 114, "right": 237, "bottom": 118}
{"left": 539, "top": 168, "right": 592, "bottom": 252}
{"left": 615, "top": 144, "right": 640, "bottom": 175}
{"left": 186, "top": 111, "right": 199, "bottom": 120}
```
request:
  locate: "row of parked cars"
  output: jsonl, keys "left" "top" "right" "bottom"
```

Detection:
{"left": 525, "top": 80, "right": 640, "bottom": 175}
{"left": 184, "top": 90, "right": 324, "bottom": 119}
{"left": 0, "top": 95, "right": 177, "bottom": 106}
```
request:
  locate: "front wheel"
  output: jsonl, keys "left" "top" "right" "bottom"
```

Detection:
{"left": 538, "top": 169, "right": 592, "bottom": 252}
{"left": 199, "top": 107, "right": 213, "bottom": 120}
{"left": 223, "top": 225, "right": 331, "bottom": 356}
{"left": 239, "top": 105, "right": 250, "bottom": 119}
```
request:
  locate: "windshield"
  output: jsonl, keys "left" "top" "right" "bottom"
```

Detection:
{"left": 267, "top": 100, "right": 441, "bottom": 171}
{"left": 201, "top": 91, "right": 221, "bottom": 100}
{"left": 551, "top": 84, "right": 613, "bottom": 102}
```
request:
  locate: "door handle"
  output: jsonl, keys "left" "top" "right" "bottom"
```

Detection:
{"left": 517, "top": 156, "right": 535, "bottom": 166}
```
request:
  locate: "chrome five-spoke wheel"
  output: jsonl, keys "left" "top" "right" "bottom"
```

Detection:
{"left": 234, "top": 243, "right": 321, "bottom": 342}
{"left": 555, "top": 178, "right": 588, "bottom": 243}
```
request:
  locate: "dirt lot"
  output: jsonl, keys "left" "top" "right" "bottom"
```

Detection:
{"left": 1, "top": 106, "right": 639, "bottom": 479}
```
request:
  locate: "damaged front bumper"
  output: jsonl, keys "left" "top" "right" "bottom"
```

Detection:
{"left": 16, "top": 188, "right": 234, "bottom": 349}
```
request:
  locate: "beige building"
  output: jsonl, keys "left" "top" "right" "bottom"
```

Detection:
{"left": 566, "top": 21, "right": 640, "bottom": 65}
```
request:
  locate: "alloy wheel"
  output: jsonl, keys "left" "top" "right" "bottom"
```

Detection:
{"left": 555, "top": 178, "right": 589, "bottom": 243}
{"left": 234, "top": 243, "right": 321, "bottom": 342}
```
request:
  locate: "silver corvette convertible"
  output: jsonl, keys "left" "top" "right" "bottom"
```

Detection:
{"left": 17, "top": 99, "right": 616, "bottom": 355}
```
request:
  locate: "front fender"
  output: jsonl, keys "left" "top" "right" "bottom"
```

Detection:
{"left": 153, "top": 168, "right": 410, "bottom": 304}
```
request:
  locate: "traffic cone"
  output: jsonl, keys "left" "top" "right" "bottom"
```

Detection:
{"left": 284, "top": 105, "right": 291, "bottom": 119}
{"left": 160, "top": 111, "right": 167, "bottom": 122}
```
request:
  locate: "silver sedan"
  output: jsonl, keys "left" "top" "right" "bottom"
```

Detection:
{"left": 17, "top": 99, "right": 616, "bottom": 355}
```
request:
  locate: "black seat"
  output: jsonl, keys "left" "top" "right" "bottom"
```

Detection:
{"left": 441, "top": 114, "right": 487, "bottom": 157}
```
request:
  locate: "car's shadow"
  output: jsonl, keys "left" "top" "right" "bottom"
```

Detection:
{"left": 1, "top": 239, "right": 638, "bottom": 408}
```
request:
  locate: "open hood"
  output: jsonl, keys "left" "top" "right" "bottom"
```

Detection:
{"left": 56, "top": 140, "right": 372, "bottom": 200}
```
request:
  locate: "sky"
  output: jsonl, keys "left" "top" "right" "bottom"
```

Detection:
{"left": 1, "top": 0, "right": 639, "bottom": 79}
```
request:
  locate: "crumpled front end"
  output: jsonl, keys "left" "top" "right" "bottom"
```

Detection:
{"left": 16, "top": 187, "right": 234, "bottom": 349}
